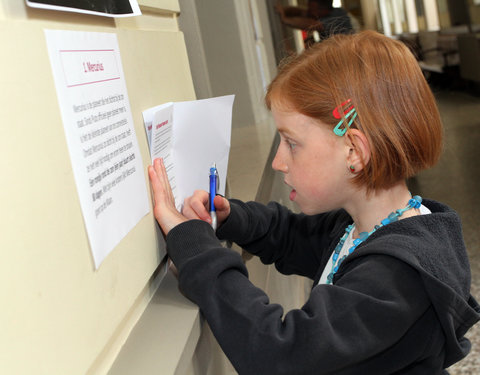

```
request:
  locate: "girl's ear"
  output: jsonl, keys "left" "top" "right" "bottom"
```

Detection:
{"left": 344, "top": 129, "right": 371, "bottom": 172}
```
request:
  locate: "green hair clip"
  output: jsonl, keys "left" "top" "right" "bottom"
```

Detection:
{"left": 332, "top": 99, "right": 357, "bottom": 136}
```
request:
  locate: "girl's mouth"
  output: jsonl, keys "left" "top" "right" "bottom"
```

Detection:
{"left": 289, "top": 189, "right": 297, "bottom": 201}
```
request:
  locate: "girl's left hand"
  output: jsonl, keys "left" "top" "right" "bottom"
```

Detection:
{"left": 148, "top": 158, "right": 187, "bottom": 235}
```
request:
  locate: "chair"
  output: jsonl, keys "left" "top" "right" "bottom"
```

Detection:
{"left": 457, "top": 33, "right": 480, "bottom": 82}
{"left": 417, "top": 31, "right": 459, "bottom": 74}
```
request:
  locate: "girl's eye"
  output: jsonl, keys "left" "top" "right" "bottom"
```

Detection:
{"left": 281, "top": 136, "right": 297, "bottom": 151}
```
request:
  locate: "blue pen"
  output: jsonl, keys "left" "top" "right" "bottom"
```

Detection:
{"left": 209, "top": 163, "right": 219, "bottom": 230}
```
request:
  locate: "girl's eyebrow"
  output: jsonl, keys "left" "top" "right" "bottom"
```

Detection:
{"left": 278, "top": 127, "right": 296, "bottom": 138}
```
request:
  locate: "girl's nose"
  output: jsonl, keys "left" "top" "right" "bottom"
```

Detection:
{"left": 272, "top": 148, "right": 288, "bottom": 173}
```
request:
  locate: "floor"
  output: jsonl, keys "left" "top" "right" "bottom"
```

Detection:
{"left": 426, "top": 89, "right": 480, "bottom": 374}
{"left": 227, "top": 88, "right": 480, "bottom": 373}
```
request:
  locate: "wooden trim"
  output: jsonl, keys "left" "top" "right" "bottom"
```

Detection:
{"left": 138, "top": 0, "right": 180, "bottom": 14}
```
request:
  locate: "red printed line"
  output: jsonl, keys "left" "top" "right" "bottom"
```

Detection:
{"left": 60, "top": 49, "right": 115, "bottom": 53}
{"left": 67, "top": 77, "right": 120, "bottom": 88}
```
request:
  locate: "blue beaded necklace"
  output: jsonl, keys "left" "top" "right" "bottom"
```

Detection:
{"left": 325, "top": 195, "right": 422, "bottom": 285}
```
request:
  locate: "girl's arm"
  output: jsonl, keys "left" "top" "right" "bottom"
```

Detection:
{"left": 180, "top": 178, "right": 347, "bottom": 280}
{"left": 167, "top": 221, "right": 434, "bottom": 374}
{"left": 216, "top": 199, "right": 348, "bottom": 279}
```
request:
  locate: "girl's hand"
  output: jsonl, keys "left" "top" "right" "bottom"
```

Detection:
{"left": 183, "top": 190, "right": 231, "bottom": 228}
{"left": 148, "top": 158, "right": 187, "bottom": 235}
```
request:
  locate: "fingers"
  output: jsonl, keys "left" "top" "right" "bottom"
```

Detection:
{"left": 149, "top": 159, "right": 174, "bottom": 216}
{"left": 148, "top": 162, "right": 160, "bottom": 196}
{"left": 149, "top": 160, "right": 165, "bottom": 208}
{"left": 183, "top": 190, "right": 211, "bottom": 222}
{"left": 159, "top": 159, "right": 175, "bottom": 204}
{"left": 182, "top": 191, "right": 231, "bottom": 226}
{"left": 213, "top": 195, "right": 229, "bottom": 212}
{"left": 154, "top": 158, "right": 178, "bottom": 206}
{"left": 148, "top": 158, "right": 187, "bottom": 235}
{"left": 213, "top": 195, "right": 230, "bottom": 225}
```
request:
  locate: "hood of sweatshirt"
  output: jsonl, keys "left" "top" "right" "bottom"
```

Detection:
{"left": 350, "top": 199, "right": 480, "bottom": 367}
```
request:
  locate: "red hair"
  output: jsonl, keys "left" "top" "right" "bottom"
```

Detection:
{"left": 265, "top": 30, "right": 443, "bottom": 191}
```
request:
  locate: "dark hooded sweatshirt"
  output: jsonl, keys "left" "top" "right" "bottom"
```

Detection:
{"left": 166, "top": 198, "right": 480, "bottom": 374}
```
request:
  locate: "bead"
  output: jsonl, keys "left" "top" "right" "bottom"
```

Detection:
{"left": 388, "top": 212, "right": 398, "bottom": 222}
{"left": 413, "top": 195, "right": 422, "bottom": 203}
{"left": 408, "top": 196, "right": 422, "bottom": 209}
{"left": 325, "top": 195, "right": 422, "bottom": 284}
{"left": 359, "top": 231, "right": 369, "bottom": 241}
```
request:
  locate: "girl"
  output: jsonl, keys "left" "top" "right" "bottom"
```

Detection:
{"left": 148, "top": 31, "right": 480, "bottom": 374}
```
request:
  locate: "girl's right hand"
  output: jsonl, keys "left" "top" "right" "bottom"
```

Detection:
{"left": 183, "top": 190, "right": 231, "bottom": 228}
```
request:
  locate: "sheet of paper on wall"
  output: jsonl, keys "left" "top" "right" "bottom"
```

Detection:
{"left": 144, "top": 103, "right": 178, "bottom": 208}
{"left": 26, "top": 0, "right": 141, "bottom": 17}
{"left": 45, "top": 29, "right": 150, "bottom": 269}
{"left": 142, "top": 102, "right": 173, "bottom": 159}
{"left": 142, "top": 95, "right": 235, "bottom": 211}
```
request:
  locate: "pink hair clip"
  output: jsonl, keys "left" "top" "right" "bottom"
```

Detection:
{"left": 333, "top": 99, "right": 357, "bottom": 136}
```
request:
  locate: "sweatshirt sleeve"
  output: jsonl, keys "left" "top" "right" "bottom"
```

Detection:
{"left": 216, "top": 199, "right": 348, "bottom": 279}
{"left": 166, "top": 219, "right": 432, "bottom": 375}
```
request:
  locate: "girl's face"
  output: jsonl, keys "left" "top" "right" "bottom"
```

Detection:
{"left": 271, "top": 107, "right": 350, "bottom": 215}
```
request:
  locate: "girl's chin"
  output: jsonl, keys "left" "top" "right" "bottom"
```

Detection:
{"left": 288, "top": 191, "right": 321, "bottom": 216}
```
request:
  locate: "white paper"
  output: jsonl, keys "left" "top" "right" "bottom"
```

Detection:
{"left": 143, "top": 95, "right": 234, "bottom": 211}
{"left": 26, "top": 0, "right": 141, "bottom": 18}
{"left": 172, "top": 96, "right": 233, "bottom": 209}
{"left": 45, "top": 29, "right": 150, "bottom": 269}
{"left": 141, "top": 102, "right": 173, "bottom": 151}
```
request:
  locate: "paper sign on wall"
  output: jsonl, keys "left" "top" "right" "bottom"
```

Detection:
{"left": 45, "top": 29, "right": 150, "bottom": 269}
{"left": 142, "top": 96, "right": 235, "bottom": 211}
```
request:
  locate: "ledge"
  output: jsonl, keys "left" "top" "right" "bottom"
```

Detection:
{"left": 107, "top": 269, "right": 201, "bottom": 375}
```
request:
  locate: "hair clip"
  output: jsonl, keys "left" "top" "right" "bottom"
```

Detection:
{"left": 333, "top": 99, "right": 357, "bottom": 136}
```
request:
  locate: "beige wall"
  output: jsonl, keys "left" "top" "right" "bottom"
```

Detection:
{"left": 0, "top": 1, "right": 196, "bottom": 374}
{"left": 177, "top": 0, "right": 275, "bottom": 129}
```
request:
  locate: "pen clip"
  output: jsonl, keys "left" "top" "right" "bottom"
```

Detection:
{"left": 209, "top": 164, "right": 219, "bottom": 212}
{"left": 210, "top": 164, "right": 219, "bottom": 193}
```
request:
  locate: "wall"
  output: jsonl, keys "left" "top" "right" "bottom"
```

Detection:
{"left": 360, "top": 0, "right": 379, "bottom": 30}
{"left": 178, "top": 0, "right": 275, "bottom": 128}
{"left": 469, "top": 0, "right": 480, "bottom": 25}
{"left": 0, "top": 1, "right": 196, "bottom": 374}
